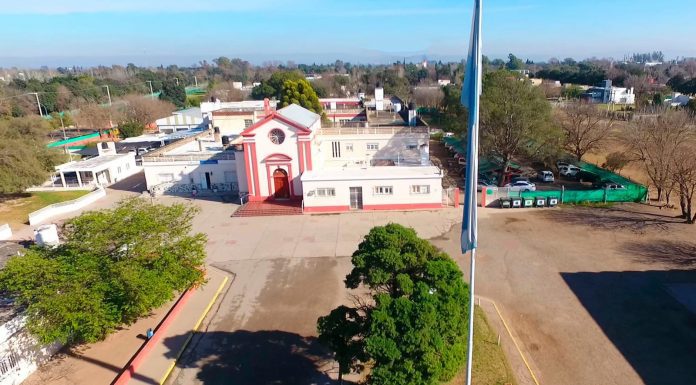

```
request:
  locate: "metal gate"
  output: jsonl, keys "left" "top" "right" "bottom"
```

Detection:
{"left": 349, "top": 187, "right": 363, "bottom": 209}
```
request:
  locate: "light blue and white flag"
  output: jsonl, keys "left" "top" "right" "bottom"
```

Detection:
{"left": 460, "top": 0, "right": 483, "bottom": 253}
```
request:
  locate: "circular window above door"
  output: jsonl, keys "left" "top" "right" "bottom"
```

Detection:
{"left": 268, "top": 129, "right": 286, "bottom": 145}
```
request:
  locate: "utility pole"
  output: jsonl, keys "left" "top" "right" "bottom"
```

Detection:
{"left": 103, "top": 85, "right": 112, "bottom": 106}
{"left": 194, "top": 76, "right": 198, "bottom": 87}
{"left": 174, "top": 77, "right": 179, "bottom": 86}
{"left": 59, "top": 114, "right": 66, "bottom": 139}
{"left": 147, "top": 81, "right": 154, "bottom": 99}
{"left": 33, "top": 92, "right": 43, "bottom": 117}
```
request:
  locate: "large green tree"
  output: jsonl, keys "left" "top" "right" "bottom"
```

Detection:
{"left": 480, "top": 70, "right": 562, "bottom": 184}
{"left": 279, "top": 79, "right": 324, "bottom": 114}
{"left": 159, "top": 79, "right": 186, "bottom": 108}
{"left": 0, "top": 198, "right": 206, "bottom": 345}
{"left": 318, "top": 224, "right": 469, "bottom": 385}
{"left": 251, "top": 70, "right": 305, "bottom": 100}
{"left": 0, "top": 117, "right": 66, "bottom": 194}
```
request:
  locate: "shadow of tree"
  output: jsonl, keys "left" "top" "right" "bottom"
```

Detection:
{"left": 163, "top": 330, "right": 345, "bottom": 385}
{"left": 623, "top": 239, "right": 696, "bottom": 268}
{"left": 543, "top": 205, "right": 682, "bottom": 233}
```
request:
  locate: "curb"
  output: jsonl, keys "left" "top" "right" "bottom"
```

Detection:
{"left": 158, "top": 276, "right": 229, "bottom": 385}
{"left": 112, "top": 288, "right": 196, "bottom": 385}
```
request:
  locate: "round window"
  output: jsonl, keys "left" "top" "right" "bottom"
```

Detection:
{"left": 269, "top": 129, "right": 285, "bottom": 145}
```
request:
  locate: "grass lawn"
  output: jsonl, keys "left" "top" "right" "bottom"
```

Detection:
{"left": 447, "top": 306, "right": 517, "bottom": 385}
{"left": 0, "top": 190, "right": 89, "bottom": 229}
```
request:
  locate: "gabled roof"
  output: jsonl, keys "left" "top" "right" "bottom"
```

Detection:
{"left": 277, "top": 104, "right": 320, "bottom": 128}
{"left": 240, "top": 104, "right": 318, "bottom": 137}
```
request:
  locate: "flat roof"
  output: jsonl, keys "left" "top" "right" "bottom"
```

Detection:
{"left": 301, "top": 166, "right": 442, "bottom": 182}
{"left": 56, "top": 154, "right": 130, "bottom": 172}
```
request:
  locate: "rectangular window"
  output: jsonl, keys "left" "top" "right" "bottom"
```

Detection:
{"left": 125, "top": 163, "right": 130, "bottom": 170}
{"left": 374, "top": 186, "right": 393, "bottom": 195}
{"left": 407, "top": 143, "right": 418, "bottom": 150}
{"left": 316, "top": 188, "right": 336, "bottom": 197}
{"left": 117, "top": 166, "right": 122, "bottom": 174}
{"left": 332, "top": 141, "right": 341, "bottom": 158}
{"left": 367, "top": 143, "right": 379, "bottom": 151}
{"left": 410, "top": 185, "right": 430, "bottom": 194}
{"left": 345, "top": 143, "right": 354, "bottom": 152}
{"left": 244, "top": 119, "right": 253, "bottom": 128}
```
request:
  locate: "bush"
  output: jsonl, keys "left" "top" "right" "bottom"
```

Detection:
{"left": 118, "top": 121, "right": 145, "bottom": 138}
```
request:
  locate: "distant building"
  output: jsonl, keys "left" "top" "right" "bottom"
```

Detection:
{"left": 156, "top": 107, "right": 208, "bottom": 134}
{"left": 582, "top": 80, "right": 635, "bottom": 105}
{"left": 437, "top": 79, "right": 451, "bottom": 86}
{"left": 320, "top": 98, "right": 366, "bottom": 125}
{"left": 665, "top": 92, "right": 693, "bottom": 107}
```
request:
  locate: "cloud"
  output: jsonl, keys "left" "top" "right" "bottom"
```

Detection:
{"left": 0, "top": 0, "right": 283, "bottom": 14}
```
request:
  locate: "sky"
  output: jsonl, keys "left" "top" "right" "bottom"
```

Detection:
{"left": 0, "top": 0, "right": 694, "bottom": 68}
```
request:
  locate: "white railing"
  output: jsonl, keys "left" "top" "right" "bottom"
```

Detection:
{"left": 142, "top": 152, "right": 236, "bottom": 163}
{"left": 317, "top": 126, "right": 429, "bottom": 135}
{"left": 0, "top": 224, "right": 11, "bottom": 240}
{"left": 28, "top": 188, "right": 107, "bottom": 225}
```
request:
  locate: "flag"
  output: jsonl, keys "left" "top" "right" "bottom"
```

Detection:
{"left": 460, "top": 0, "right": 483, "bottom": 253}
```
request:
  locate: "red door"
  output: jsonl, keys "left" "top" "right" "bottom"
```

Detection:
{"left": 273, "top": 168, "right": 290, "bottom": 199}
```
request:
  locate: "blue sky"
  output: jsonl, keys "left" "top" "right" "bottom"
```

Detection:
{"left": 1, "top": 0, "right": 694, "bottom": 67}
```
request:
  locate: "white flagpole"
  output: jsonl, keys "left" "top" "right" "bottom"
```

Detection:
{"left": 465, "top": 247, "right": 476, "bottom": 385}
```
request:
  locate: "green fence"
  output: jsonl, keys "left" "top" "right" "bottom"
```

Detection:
{"left": 520, "top": 182, "right": 647, "bottom": 204}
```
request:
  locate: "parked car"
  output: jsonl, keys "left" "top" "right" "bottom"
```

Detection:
{"left": 595, "top": 181, "right": 626, "bottom": 190}
{"left": 559, "top": 165, "right": 581, "bottom": 177}
{"left": 477, "top": 180, "right": 497, "bottom": 192}
{"left": 538, "top": 170, "right": 555, "bottom": 183}
{"left": 504, "top": 180, "right": 537, "bottom": 192}
{"left": 510, "top": 176, "right": 530, "bottom": 184}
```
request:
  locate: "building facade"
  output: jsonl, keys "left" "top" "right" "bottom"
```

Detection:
{"left": 143, "top": 102, "right": 443, "bottom": 212}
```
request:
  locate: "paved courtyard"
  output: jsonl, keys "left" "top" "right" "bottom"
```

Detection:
{"left": 11, "top": 173, "right": 696, "bottom": 385}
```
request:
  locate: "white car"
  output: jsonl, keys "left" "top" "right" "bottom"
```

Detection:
{"left": 504, "top": 180, "right": 537, "bottom": 192}
{"left": 538, "top": 170, "right": 555, "bottom": 183}
{"left": 559, "top": 165, "right": 581, "bottom": 177}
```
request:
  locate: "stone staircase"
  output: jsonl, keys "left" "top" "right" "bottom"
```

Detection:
{"left": 232, "top": 200, "right": 303, "bottom": 217}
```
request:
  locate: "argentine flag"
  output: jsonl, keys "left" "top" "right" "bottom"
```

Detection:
{"left": 460, "top": 0, "right": 482, "bottom": 253}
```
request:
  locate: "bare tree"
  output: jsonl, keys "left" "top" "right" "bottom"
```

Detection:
{"left": 623, "top": 109, "right": 693, "bottom": 202}
{"left": 74, "top": 103, "right": 113, "bottom": 132}
{"left": 671, "top": 144, "right": 696, "bottom": 223}
{"left": 116, "top": 94, "right": 176, "bottom": 126}
{"left": 557, "top": 102, "right": 614, "bottom": 161}
{"left": 412, "top": 87, "right": 444, "bottom": 108}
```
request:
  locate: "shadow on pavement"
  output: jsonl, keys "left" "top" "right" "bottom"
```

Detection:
{"left": 561, "top": 270, "right": 696, "bottom": 385}
{"left": 623, "top": 239, "right": 696, "bottom": 268}
{"left": 163, "top": 330, "right": 347, "bottom": 385}
{"left": 544, "top": 205, "right": 682, "bottom": 233}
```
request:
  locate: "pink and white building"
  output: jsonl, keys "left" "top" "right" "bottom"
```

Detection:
{"left": 142, "top": 101, "right": 443, "bottom": 212}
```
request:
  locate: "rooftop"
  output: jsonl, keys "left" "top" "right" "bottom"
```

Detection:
{"left": 55, "top": 154, "right": 132, "bottom": 172}
{"left": 301, "top": 165, "right": 442, "bottom": 182}
{"left": 277, "top": 104, "right": 321, "bottom": 128}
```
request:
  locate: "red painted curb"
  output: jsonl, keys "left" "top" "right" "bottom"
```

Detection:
{"left": 111, "top": 287, "right": 195, "bottom": 385}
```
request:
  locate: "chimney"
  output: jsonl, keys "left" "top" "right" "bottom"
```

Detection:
{"left": 264, "top": 98, "right": 271, "bottom": 116}
{"left": 213, "top": 126, "right": 221, "bottom": 143}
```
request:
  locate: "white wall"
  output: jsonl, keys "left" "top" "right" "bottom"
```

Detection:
{"left": 0, "top": 224, "right": 11, "bottom": 240}
{"left": 28, "top": 188, "right": 106, "bottom": 225}
{"left": 106, "top": 153, "right": 139, "bottom": 185}
{"left": 315, "top": 133, "right": 429, "bottom": 168}
{"left": 0, "top": 315, "right": 62, "bottom": 385}
{"left": 212, "top": 112, "right": 257, "bottom": 136}
{"left": 303, "top": 176, "right": 442, "bottom": 210}
{"left": 143, "top": 160, "right": 238, "bottom": 190}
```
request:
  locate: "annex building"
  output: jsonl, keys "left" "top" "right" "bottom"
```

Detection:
{"left": 142, "top": 97, "right": 443, "bottom": 212}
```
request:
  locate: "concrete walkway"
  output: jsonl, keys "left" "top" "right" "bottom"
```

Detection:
{"left": 126, "top": 269, "right": 228, "bottom": 385}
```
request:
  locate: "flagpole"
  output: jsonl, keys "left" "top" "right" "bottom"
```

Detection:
{"left": 465, "top": 247, "right": 476, "bottom": 385}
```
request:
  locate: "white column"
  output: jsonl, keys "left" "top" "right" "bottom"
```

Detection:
{"left": 76, "top": 171, "right": 82, "bottom": 187}
{"left": 92, "top": 171, "right": 97, "bottom": 186}
{"left": 59, "top": 171, "right": 66, "bottom": 188}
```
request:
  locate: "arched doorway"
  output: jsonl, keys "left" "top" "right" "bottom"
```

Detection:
{"left": 272, "top": 168, "right": 290, "bottom": 199}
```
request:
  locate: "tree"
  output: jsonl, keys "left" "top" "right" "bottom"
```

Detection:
{"left": 480, "top": 71, "right": 562, "bottom": 184}
{"left": 505, "top": 54, "right": 524, "bottom": 71}
{"left": 0, "top": 198, "right": 207, "bottom": 345}
{"left": 75, "top": 103, "right": 113, "bottom": 131}
{"left": 412, "top": 88, "right": 444, "bottom": 108}
{"left": 317, "top": 306, "right": 366, "bottom": 384}
{"left": 557, "top": 102, "right": 614, "bottom": 161}
{"left": 0, "top": 117, "right": 66, "bottom": 194}
{"left": 118, "top": 94, "right": 175, "bottom": 126}
{"left": 603, "top": 151, "right": 631, "bottom": 173}
{"left": 279, "top": 79, "right": 323, "bottom": 114}
{"left": 671, "top": 144, "right": 696, "bottom": 223}
{"left": 159, "top": 80, "right": 186, "bottom": 108}
{"left": 251, "top": 70, "right": 304, "bottom": 100}
{"left": 118, "top": 121, "right": 145, "bottom": 138}
{"left": 623, "top": 110, "right": 693, "bottom": 202}
{"left": 318, "top": 224, "right": 469, "bottom": 385}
